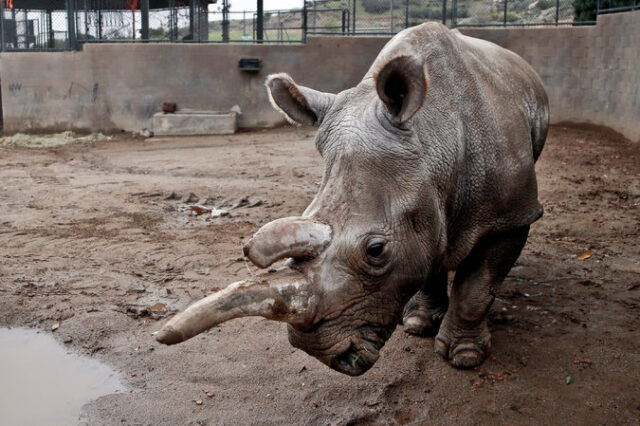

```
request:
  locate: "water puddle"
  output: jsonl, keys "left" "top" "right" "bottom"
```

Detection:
{"left": 0, "top": 327, "right": 124, "bottom": 426}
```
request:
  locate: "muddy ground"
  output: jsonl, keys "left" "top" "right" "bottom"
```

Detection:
{"left": 0, "top": 125, "right": 638, "bottom": 425}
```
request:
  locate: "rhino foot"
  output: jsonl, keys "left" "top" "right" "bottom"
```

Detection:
{"left": 402, "top": 277, "right": 448, "bottom": 336}
{"left": 434, "top": 325, "right": 491, "bottom": 369}
{"left": 402, "top": 310, "right": 445, "bottom": 336}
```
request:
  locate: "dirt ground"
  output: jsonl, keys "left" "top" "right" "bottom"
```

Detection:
{"left": 0, "top": 125, "right": 638, "bottom": 425}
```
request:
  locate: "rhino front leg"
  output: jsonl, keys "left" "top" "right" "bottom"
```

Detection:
{"left": 402, "top": 272, "right": 448, "bottom": 336}
{"left": 435, "top": 226, "right": 530, "bottom": 368}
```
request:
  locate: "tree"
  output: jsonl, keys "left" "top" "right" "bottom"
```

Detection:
{"left": 572, "top": 0, "right": 597, "bottom": 22}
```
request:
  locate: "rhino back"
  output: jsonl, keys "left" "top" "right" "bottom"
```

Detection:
{"left": 369, "top": 23, "right": 548, "bottom": 267}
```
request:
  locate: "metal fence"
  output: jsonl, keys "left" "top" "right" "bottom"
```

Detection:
{"left": 0, "top": 0, "right": 631, "bottom": 51}
{"left": 598, "top": 0, "right": 639, "bottom": 14}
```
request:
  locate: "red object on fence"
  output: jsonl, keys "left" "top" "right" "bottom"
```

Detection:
{"left": 2, "top": 0, "right": 15, "bottom": 9}
{"left": 125, "top": 0, "right": 139, "bottom": 11}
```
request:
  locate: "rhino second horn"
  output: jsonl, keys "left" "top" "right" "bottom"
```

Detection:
{"left": 243, "top": 217, "right": 332, "bottom": 268}
{"left": 156, "top": 269, "right": 315, "bottom": 345}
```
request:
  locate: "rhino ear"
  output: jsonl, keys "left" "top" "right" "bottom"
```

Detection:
{"left": 266, "top": 73, "right": 336, "bottom": 126}
{"left": 374, "top": 55, "right": 428, "bottom": 123}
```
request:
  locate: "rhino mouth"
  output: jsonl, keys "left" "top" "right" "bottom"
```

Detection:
{"left": 288, "top": 322, "right": 389, "bottom": 376}
{"left": 330, "top": 341, "right": 380, "bottom": 376}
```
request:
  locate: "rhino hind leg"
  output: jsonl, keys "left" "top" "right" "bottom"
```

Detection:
{"left": 402, "top": 272, "right": 448, "bottom": 336}
{"left": 435, "top": 226, "right": 530, "bottom": 369}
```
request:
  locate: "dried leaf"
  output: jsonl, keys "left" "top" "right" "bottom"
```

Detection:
{"left": 578, "top": 252, "right": 592, "bottom": 260}
{"left": 148, "top": 303, "right": 167, "bottom": 311}
{"left": 189, "top": 205, "right": 211, "bottom": 216}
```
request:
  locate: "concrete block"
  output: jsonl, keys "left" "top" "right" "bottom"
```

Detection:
{"left": 153, "top": 110, "right": 238, "bottom": 136}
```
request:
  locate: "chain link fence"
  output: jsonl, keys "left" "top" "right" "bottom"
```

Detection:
{"left": 1, "top": 0, "right": 630, "bottom": 51}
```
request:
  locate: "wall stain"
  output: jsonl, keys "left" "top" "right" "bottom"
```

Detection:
{"left": 65, "top": 82, "right": 99, "bottom": 102}
{"left": 9, "top": 83, "right": 22, "bottom": 95}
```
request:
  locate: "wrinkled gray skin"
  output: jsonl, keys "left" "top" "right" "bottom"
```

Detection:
{"left": 157, "top": 23, "right": 549, "bottom": 376}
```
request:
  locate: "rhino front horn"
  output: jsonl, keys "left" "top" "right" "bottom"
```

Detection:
{"left": 243, "top": 216, "right": 332, "bottom": 268}
{"left": 156, "top": 268, "right": 315, "bottom": 345}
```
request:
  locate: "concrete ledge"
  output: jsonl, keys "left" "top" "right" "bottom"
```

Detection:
{"left": 153, "top": 110, "right": 238, "bottom": 136}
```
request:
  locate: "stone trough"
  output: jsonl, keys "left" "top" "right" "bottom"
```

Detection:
{"left": 153, "top": 109, "right": 238, "bottom": 136}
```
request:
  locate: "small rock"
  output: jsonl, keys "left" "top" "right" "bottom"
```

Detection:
{"left": 200, "top": 196, "right": 219, "bottom": 205}
{"left": 164, "top": 192, "right": 180, "bottom": 200}
{"left": 140, "top": 128, "right": 154, "bottom": 138}
{"left": 182, "top": 192, "right": 200, "bottom": 203}
{"left": 51, "top": 322, "right": 60, "bottom": 332}
{"left": 195, "top": 399, "right": 203, "bottom": 405}
{"left": 206, "top": 392, "right": 215, "bottom": 398}
{"left": 211, "top": 208, "right": 229, "bottom": 218}
{"left": 63, "top": 336, "right": 73, "bottom": 344}
{"left": 231, "top": 197, "right": 250, "bottom": 209}
{"left": 247, "top": 199, "right": 263, "bottom": 208}
{"left": 128, "top": 283, "right": 146, "bottom": 294}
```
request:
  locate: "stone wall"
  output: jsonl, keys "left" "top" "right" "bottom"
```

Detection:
{"left": 0, "top": 37, "right": 388, "bottom": 133}
{"left": 462, "top": 11, "right": 640, "bottom": 141}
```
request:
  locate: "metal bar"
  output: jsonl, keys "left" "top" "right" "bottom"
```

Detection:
{"left": 189, "top": 0, "right": 195, "bottom": 40}
{"left": 47, "top": 9, "right": 54, "bottom": 48}
{"left": 302, "top": 1, "right": 307, "bottom": 42}
{"left": 256, "top": 0, "right": 263, "bottom": 43}
{"left": 405, "top": 0, "right": 409, "bottom": 28}
{"left": 66, "top": 0, "right": 77, "bottom": 50}
{"left": 442, "top": 0, "right": 447, "bottom": 25}
{"left": 169, "top": 0, "right": 176, "bottom": 42}
{"left": 141, "top": 0, "right": 149, "bottom": 41}
{"left": 555, "top": 0, "right": 559, "bottom": 25}
{"left": 390, "top": 0, "right": 394, "bottom": 33}
{"left": 97, "top": 6, "right": 102, "bottom": 40}
{"left": 352, "top": 0, "right": 356, "bottom": 34}
{"left": 454, "top": 21, "right": 596, "bottom": 27}
{"left": 222, "top": 0, "right": 229, "bottom": 42}
{"left": 0, "top": 0, "right": 4, "bottom": 52}
{"left": 503, "top": 0, "right": 507, "bottom": 26}
{"left": 452, "top": 0, "right": 457, "bottom": 27}
{"left": 341, "top": 8, "right": 346, "bottom": 35}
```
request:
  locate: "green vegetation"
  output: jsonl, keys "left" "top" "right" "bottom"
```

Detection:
{"left": 572, "top": 0, "right": 597, "bottom": 21}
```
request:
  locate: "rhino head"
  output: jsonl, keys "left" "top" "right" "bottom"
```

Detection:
{"left": 157, "top": 54, "right": 443, "bottom": 376}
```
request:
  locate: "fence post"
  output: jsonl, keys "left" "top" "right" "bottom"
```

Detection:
{"left": 97, "top": 8, "right": 102, "bottom": 40}
{"left": 302, "top": 1, "right": 307, "bottom": 42}
{"left": 0, "top": 0, "right": 5, "bottom": 52}
{"left": 452, "top": 0, "right": 457, "bottom": 27}
{"left": 256, "top": 0, "right": 263, "bottom": 43}
{"left": 66, "top": 0, "right": 77, "bottom": 50}
{"left": 442, "top": 0, "right": 447, "bottom": 25}
{"left": 341, "top": 9, "right": 347, "bottom": 35}
{"left": 390, "top": 0, "right": 394, "bottom": 33}
{"left": 405, "top": 0, "right": 409, "bottom": 28}
{"left": 503, "top": 0, "right": 508, "bottom": 26}
{"left": 189, "top": 0, "right": 195, "bottom": 40}
{"left": 47, "top": 9, "right": 54, "bottom": 48}
{"left": 352, "top": 0, "right": 356, "bottom": 34}
{"left": 222, "top": 0, "right": 229, "bottom": 42}
{"left": 169, "top": 0, "right": 176, "bottom": 41}
{"left": 141, "top": 0, "right": 149, "bottom": 41}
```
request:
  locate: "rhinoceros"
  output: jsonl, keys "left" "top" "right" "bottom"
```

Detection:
{"left": 156, "top": 23, "right": 548, "bottom": 376}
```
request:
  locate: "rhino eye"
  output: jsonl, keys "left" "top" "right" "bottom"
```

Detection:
{"left": 365, "top": 240, "right": 386, "bottom": 259}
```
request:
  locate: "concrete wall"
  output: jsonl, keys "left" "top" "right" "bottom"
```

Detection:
{"left": 462, "top": 10, "right": 640, "bottom": 142}
{"left": 1, "top": 11, "right": 638, "bottom": 141}
{"left": 0, "top": 37, "right": 388, "bottom": 134}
